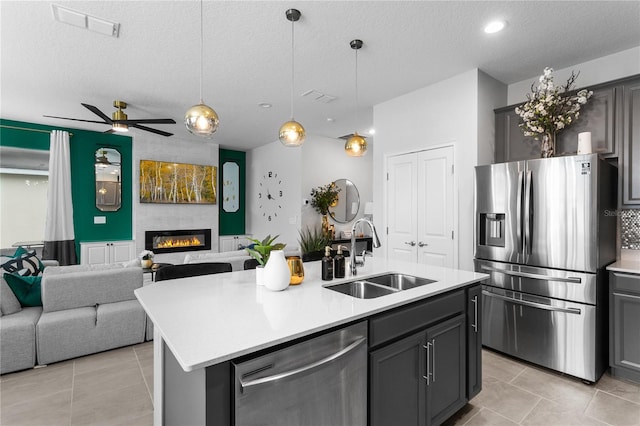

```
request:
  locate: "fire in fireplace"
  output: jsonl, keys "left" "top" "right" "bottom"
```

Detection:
{"left": 145, "top": 229, "right": 211, "bottom": 254}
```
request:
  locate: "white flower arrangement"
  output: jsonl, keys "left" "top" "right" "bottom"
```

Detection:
{"left": 139, "top": 250, "right": 154, "bottom": 260}
{"left": 515, "top": 67, "right": 593, "bottom": 139}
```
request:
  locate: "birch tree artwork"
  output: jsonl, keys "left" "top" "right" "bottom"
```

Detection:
{"left": 140, "top": 160, "right": 217, "bottom": 204}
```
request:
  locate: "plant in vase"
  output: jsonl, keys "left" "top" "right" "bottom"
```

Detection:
{"left": 245, "top": 235, "right": 287, "bottom": 287}
{"left": 515, "top": 67, "right": 593, "bottom": 158}
{"left": 298, "top": 226, "right": 332, "bottom": 261}
{"left": 310, "top": 183, "right": 341, "bottom": 237}
{"left": 139, "top": 250, "right": 154, "bottom": 269}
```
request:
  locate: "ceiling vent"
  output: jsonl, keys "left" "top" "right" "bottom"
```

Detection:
{"left": 51, "top": 4, "right": 120, "bottom": 38}
{"left": 301, "top": 89, "right": 337, "bottom": 104}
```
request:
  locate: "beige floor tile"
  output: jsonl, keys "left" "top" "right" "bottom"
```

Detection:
{"left": 482, "top": 350, "right": 527, "bottom": 383}
{"left": 0, "top": 360, "right": 73, "bottom": 384}
{"left": 115, "top": 411, "right": 153, "bottom": 426}
{"left": 72, "top": 359, "right": 145, "bottom": 403}
{"left": 472, "top": 375, "right": 541, "bottom": 423}
{"left": 0, "top": 389, "right": 72, "bottom": 426}
{"left": 521, "top": 397, "right": 608, "bottom": 426}
{"left": 442, "top": 402, "right": 482, "bottom": 425}
{"left": 0, "top": 363, "right": 73, "bottom": 408}
{"left": 511, "top": 365, "right": 596, "bottom": 411}
{"left": 70, "top": 382, "right": 153, "bottom": 425}
{"left": 133, "top": 342, "right": 154, "bottom": 363}
{"left": 465, "top": 408, "right": 518, "bottom": 425}
{"left": 596, "top": 373, "right": 640, "bottom": 405}
{"left": 585, "top": 390, "right": 640, "bottom": 426}
{"left": 141, "top": 364, "right": 154, "bottom": 402}
{"left": 73, "top": 346, "right": 137, "bottom": 375}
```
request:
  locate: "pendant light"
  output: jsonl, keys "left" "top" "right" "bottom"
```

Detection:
{"left": 345, "top": 39, "right": 367, "bottom": 157}
{"left": 185, "top": 0, "right": 219, "bottom": 137}
{"left": 279, "top": 9, "right": 305, "bottom": 147}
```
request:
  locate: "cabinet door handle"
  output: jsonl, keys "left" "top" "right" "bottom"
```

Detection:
{"left": 431, "top": 339, "right": 436, "bottom": 383}
{"left": 423, "top": 342, "right": 431, "bottom": 385}
{"left": 471, "top": 295, "right": 478, "bottom": 333}
{"left": 404, "top": 241, "right": 416, "bottom": 247}
{"left": 418, "top": 242, "right": 427, "bottom": 247}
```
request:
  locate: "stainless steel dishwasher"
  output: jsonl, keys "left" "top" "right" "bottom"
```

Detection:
{"left": 233, "top": 321, "right": 367, "bottom": 426}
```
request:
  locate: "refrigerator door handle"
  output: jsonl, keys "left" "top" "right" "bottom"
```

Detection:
{"left": 524, "top": 170, "right": 533, "bottom": 255}
{"left": 482, "top": 290, "right": 582, "bottom": 315}
{"left": 516, "top": 170, "right": 524, "bottom": 254}
{"left": 479, "top": 265, "right": 582, "bottom": 283}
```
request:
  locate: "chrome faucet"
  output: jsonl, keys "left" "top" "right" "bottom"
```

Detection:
{"left": 350, "top": 218, "right": 381, "bottom": 275}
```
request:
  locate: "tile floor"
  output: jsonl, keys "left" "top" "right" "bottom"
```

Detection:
{"left": 1, "top": 344, "right": 639, "bottom": 426}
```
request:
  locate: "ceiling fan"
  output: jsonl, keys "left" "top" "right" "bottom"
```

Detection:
{"left": 44, "top": 100, "right": 176, "bottom": 137}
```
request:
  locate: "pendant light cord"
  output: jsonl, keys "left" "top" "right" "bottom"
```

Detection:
{"left": 199, "top": 0, "right": 204, "bottom": 104}
{"left": 354, "top": 46, "right": 359, "bottom": 132}
{"left": 290, "top": 17, "right": 295, "bottom": 120}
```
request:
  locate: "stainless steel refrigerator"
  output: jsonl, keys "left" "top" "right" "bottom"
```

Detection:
{"left": 474, "top": 153, "right": 617, "bottom": 382}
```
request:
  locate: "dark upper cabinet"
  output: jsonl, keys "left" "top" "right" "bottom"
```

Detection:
{"left": 495, "top": 79, "right": 627, "bottom": 163}
{"left": 622, "top": 79, "right": 640, "bottom": 206}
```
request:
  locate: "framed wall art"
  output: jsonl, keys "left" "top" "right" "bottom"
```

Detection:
{"left": 140, "top": 159, "right": 217, "bottom": 204}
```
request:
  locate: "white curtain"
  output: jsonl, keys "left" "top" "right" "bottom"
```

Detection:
{"left": 43, "top": 130, "right": 77, "bottom": 265}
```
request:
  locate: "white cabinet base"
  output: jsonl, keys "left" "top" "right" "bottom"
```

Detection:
{"left": 80, "top": 241, "right": 134, "bottom": 265}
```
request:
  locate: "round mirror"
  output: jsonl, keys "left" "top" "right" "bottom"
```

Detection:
{"left": 95, "top": 147, "right": 121, "bottom": 212}
{"left": 329, "top": 179, "right": 359, "bottom": 223}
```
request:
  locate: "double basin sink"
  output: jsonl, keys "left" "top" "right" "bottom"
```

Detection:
{"left": 325, "top": 273, "right": 436, "bottom": 299}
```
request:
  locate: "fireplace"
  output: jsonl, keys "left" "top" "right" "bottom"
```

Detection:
{"left": 145, "top": 229, "right": 211, "bottom": 254}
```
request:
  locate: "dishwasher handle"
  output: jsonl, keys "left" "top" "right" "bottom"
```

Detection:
{"left": 239, "top": 336, "right": 367, "bottom": 392}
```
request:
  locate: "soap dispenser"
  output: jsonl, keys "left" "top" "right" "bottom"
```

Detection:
{"left": 321, "top": 246, "right": 333, "bottom": 281}
{"left": 334, "top": 245, "right": 346, "bottom": 278}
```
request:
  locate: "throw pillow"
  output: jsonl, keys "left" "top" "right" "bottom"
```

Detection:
{"left": 0, "top": 271, "right": 23, "bottom": 315}
{"left": 0, "top": 247, "right": 44, "bottom": 276}
{"left": 3, "top": 273, "right": 42, "bottom": 307}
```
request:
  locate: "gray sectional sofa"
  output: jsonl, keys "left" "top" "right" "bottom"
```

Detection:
{"left": 0, "top": 262, "right": 146, "bottom": 375}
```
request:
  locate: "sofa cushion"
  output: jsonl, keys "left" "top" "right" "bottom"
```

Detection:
{"left": 0, "top": 247, "right": 44, "bottom": 277}
{"left": 0, "top": 273, "right": 22, "bottom": 316}
{"left": 41, "top": 266, "right": 143, "bottom": 313}
{"left": 3, "top": 273, "right": 42, "bottom": 307}
{"left": 0, "top": 306, "right": 41, "bottom": 374}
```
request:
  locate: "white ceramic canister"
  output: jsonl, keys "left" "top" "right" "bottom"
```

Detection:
{"left": 263, "top": 250, "right": 290, "bottom": 291}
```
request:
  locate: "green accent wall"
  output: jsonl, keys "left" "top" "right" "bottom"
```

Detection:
{"left": 219, "top": 148, "right": 246, "bottom": 235}
{"left": 1, "top": 119, "right": 133, "bottom": 258}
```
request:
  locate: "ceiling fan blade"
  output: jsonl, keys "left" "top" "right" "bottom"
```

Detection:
{"left": 131, "top": 124, "right": 173, "bottom": 137}
{"left": 116, "top": 118, "right": 176, "bottom": 125}
{"left": 43, "top": 114, "right": 108, "bottom": 124}
{"left": 103, "top": 129, "right": 116, "bottom": 134}
{"left": 81, "top": 103, "right": 112, "bottom": 123}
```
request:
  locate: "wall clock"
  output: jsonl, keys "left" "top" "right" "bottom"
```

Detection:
{"left": 258, "top": 171, "right": 283, "bottom": 222}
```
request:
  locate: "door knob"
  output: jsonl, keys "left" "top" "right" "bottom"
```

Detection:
{"left": 418, "top": 242, "right": 427, "bottom": 247}
{"left": 404, "top": 241, "right": 416, "bottom": 247}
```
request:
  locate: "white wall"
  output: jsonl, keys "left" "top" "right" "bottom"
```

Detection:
{"left": 133, "top": 132, "right": 219, "bottom": 264}
{"left": 300, "top": 135, "right": 373, "bottom": 237}
{"left": 373, "top": 68, "right": 506, "bottom": 271}
{"left": 0, "top": 173, "right": 48, "bottom": 248}
{"left": 246, "top": 140, "right": 303, "bottom": 250}
{"left": 508, "top": 46, "right": 640, "bottom": 105}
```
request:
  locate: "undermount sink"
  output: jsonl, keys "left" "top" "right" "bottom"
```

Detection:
{"left": 325, "top": 280, "right": 398, "bottom": 299}
{"left": 324, "top": 273, "right": 437, "bottom": 299}
{"left": 366, "top": 273, "right": 437, "bottom": 290}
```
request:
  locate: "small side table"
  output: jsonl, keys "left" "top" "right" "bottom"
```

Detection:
{"left": 142, "top": 263, "right": 172, "bottom": 281}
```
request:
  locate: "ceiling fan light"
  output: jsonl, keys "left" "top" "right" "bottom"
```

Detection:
{"left": 111, "top": 122, "right": 129, "bottom": 132}
{"left": 185, "top": 103, "right": 219, "bottom": 137}
{"left": 345, "top": 132, "right": 367, "bottom": 157}
{"left": 279, "top": 120, "right": 306, "bottom": 146}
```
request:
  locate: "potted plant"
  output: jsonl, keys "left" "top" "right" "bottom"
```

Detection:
{"left": 298, "top": 226, "right": 332, "bottom": 261}
{"left": 310, "top": 183, "right": 341, "bottom": 236}
{"left": 245, "top": 235, "right": 287, "bottom": 288}
{"left": 140, "top": 250, "right": 154, "bottom": 269}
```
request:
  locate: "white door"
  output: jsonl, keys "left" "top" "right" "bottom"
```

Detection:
{"left": 386, "top": 146, "right": 455, "bottom": 266}
{"left": 386, "top": 154, "right": 418, "bottom": 261}
{"left": 416, "top": 148, "right": 454, "bottom": 267}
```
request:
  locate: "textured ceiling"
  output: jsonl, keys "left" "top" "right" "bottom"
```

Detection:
{"left": 1, "top": 1, "right": 639, "bottom": 150}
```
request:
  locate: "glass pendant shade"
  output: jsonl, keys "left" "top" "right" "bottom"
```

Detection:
{"left": 279, "top": 120, "right": 306, "bottom": 146}
{"left": 185, "top": 103, "right": 219, "bottom": 137}
{"left": 345, "top": 132, "right": 367, "bottom": 157}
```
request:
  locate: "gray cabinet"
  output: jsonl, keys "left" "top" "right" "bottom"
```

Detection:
{"left": 466, "top": 285, "right": 482, "bottom": 399}
{"left": 495, "top": 80, "right": 622, "bottom": 163}
{"left": 369, "top": 289, "right": 471, "bottom": 426}
{"left": 622, "top": 79, "right": 640, "bottom": 206}
{"left": 610, "top": 272, "right": 640, "bottom": 384}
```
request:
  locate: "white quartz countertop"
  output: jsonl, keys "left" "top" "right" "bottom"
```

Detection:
{"left": 607, "top": 258, "right": 640, "bottom": 274}
{"left": 135, "top": 258, "right": 488, "bottom": 372}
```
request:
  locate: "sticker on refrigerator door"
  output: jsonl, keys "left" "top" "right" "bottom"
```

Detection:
{"left": 580, "top": 162, "right": 591, "bottom": 175}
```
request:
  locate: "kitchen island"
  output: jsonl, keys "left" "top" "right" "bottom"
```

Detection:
{"left": 135, "top": 258, "right": 488, "bottom": 425}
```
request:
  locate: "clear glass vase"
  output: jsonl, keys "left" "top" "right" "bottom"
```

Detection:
{"left": 540, "top": 132, "right": 556, "bottom": 158}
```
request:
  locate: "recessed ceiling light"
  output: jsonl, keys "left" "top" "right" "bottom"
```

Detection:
{"left": 484, "top": 20, "right": 507, "bottom": 34}
{"left": 326, "top": 117, "right": 335, "bottom": 122}
{"left": 258, "top": 102, "right": 272, "bottom": 108}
